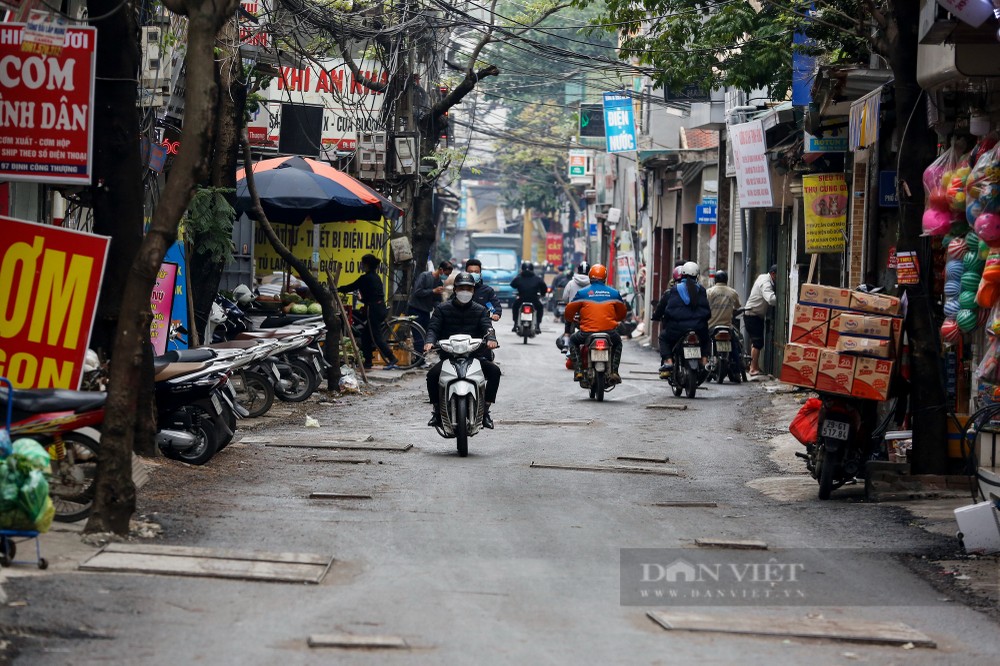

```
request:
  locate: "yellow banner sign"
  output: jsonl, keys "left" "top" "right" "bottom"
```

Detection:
{"left": 253, "top": 220, "right": 389, "bottom": 291}
{"left": 803, "top": 173, "right": 848, "bottom": 254}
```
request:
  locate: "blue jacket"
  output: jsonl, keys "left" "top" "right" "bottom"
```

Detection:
{"left": 652, "top": 279, "right": 710, "bottom": 334}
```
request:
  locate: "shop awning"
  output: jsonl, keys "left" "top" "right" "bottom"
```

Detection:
{"left": 638, "top": 147, "right": 716, "bottom": 169}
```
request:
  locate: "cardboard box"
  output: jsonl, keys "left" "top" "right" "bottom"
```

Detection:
{"left": 790, "top": 304, "right": 830, "bottom": 346}
{"left": 815, "top": 350, "right": 856, "bottom": 395}
{"left": 831, "top": 312, "right": 894, "bottom": 339}
{"left": 799, "top": 283, "right": 852, "bottom": 309}
{"left": 850, "top": 291, "right": 902, "bottom": 316}
{"left": 779, "top": 343, "right": 822, "bottom": 387}
{"left": 836, "top": 335, "right": 892, "bottom": 359}
{"left": 852, "top": 357, "right": 894, "bottom": 401}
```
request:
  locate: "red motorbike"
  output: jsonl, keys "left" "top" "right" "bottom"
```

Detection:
{"left": 1, "top": 382, "right": 104, "bottom": 522}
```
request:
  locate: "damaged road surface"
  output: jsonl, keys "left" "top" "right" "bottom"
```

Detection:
{"left": 3, "top": 327, "right": 1000, "bottom": 664}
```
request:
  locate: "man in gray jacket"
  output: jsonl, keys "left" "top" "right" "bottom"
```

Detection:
{"left": 407, "top": 260, "right": 453, "bottom": 352}
{"left": 743, "top": 264, "right": 777, "bottom": 376}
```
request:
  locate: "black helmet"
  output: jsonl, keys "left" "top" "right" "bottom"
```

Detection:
{"left": 453, "top": 271, "right": 476, "bottom": 288}
{"left": 521, "top": 261, "right": 533, "bottom": 272}
{"left": 576, "top": 261, "right": 590, "bottom": 275}
{"left": 714, "top": 270, "right": 728, "bottom": 284}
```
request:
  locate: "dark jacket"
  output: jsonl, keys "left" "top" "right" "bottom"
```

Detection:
{"left": 425, "top": 298, "right": 497, "bottom": 346}
{"left": 651, "top": 278, "right": 711, "bottom": 334}
{"left": 510, "top": 272, "right": 547, "bottom": 301}
{"left": 473, "top": 281, "right": 502, "bottom": 316}
{"left": 408, "top": 270, "right": 442, "bottom": 313}
{"left": 338, "top": 271, "right": 386, "bottom": 306}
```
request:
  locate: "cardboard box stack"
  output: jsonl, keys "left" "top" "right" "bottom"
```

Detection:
{"left": 780, "top": 284, "right": 901, "bottom": 400}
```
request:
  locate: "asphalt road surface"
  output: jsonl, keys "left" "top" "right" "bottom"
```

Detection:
{"left": 3, "top": 321, "right": 999, "bottom": 664}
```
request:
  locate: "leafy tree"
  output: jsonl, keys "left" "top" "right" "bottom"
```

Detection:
{"left": 494, "top": 104, "right": 577, "bottom": 212}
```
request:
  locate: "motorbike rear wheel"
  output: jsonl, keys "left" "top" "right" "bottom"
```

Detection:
{"left": 162, "top": 405, "right": 220, "bottom": 466}
{"left": 715, "top": 358, "right": 728, "bottom": 384}
{"left": 454, "top": 398, "right": 469, "bottom": 457}
{"left": 685, "top": 365, "right": 698, "bottom": 398}
{"left": 275, "top": 359, "right": 315, "bottom": 402}
{"left": 671, "top": 366, "right": 683, "bottom": 397}
{"left": 818, "top": 445, "right": 840, "bottom": 500}
{"left": 49, "top": 430, "right": 99, "bottom": 523}
{"left": 594, "top": 373, "right": 606, "bottom": 402}
{"left": 237, "top": 370, "right": 274, "bottom": 418}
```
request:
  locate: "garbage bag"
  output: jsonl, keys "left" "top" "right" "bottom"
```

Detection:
{"left": 11, "top": 438, "right": 51, "bottom": 474}
{"left": 16, "top": 470, "right": 50, "bottom": 523}
{"left": 0, "top": 507, "right": 36, "bottom": 530}
{"left": 33, "top": 496, "right": 54, "bottom": 533}
{"left": 789, "top": 397, "right": 823, "bottom": 445}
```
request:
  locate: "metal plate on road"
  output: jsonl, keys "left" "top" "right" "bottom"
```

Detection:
{"left": 694, "top": 538, "right": 768, "bottom": 550}
{"left": 80, "top": 543, "right": 334, "bottom": 584}
{"left": 645, "top": 404, "right": 688, "bottom": 410}
{"left": 652, "top": 501, "right": 718, "bottom": 508}
{"left": 530, "top": 462, "right": 681, "bottom": 476}
{"left": 499, "top": 419, "right": 594, "bottom": 426}
{"left": 243, "top": 433, "right": 374, "bottom": 443}
{"left": 267, "top": 441, "right": 412, "bottom": 451}
{"left": 309, "top": 492, "right": 372, "bottom": 500}
{"left": 617, "top": 455, "right": 670, "bottom": 464}
{"left": 308, "top": 634, "right": 408, "bottom": 649}
{"left": 647, "top": 611, "right": 937, "bottom": 648}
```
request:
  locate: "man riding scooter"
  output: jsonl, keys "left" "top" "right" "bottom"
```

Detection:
{"left": 564, "top": 264, "right": 628, "bottom": 384}
{"left": 707, "top": 269, "right": 743, "bottom": 367}
{"left": 510, "top": 261, "right": 547, "bottom": 334}
{"left": 652, "top": 261, "right": 711, "bottom": 376}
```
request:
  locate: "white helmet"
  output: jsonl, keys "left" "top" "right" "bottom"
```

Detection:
{"left": 233, "top": 284, "right": 254, "bottom": 306}
{"left": 681, "top": 261, "right": 700, "bottom": 278}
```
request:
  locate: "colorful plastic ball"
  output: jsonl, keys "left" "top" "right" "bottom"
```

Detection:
{"left": 948, "top": 237, "right": 968, "bottom": 260}
{"left": 946, "top": 259, "right": 965, "bottom": 281}
{"left": 945, "top": 279, "right": 962, "bottom": 298}
{"left": 962, "top": 271, "right": 983, "bottom": 292}
{"left": 923, "top": 208, "right": 953, "bottom": 236}
{"left": 941, "top": 318, "right": 961, "bottom": 343}
{"left": 929, "top": 187, "right": 950, "bottom": 211}
{"left": 967, "top": 230, "right": 982, "bottom": 247}
{"left": 980, "top": 239, "right": 993, "bottom": 258}
{"left": 978, "top": 306, "right": 993, "bottom": 327}
{"left": 967, "top": 199, "right": 985, "bottom": 225}
{"left": 964, "top": 250, "right": 986, "bottom": 273}
{"left": 974, "top": 211, "right": 1000, "bottom": 245}
{"left": 977, "top": 279, "right": 999, "bottom": 309}
{"left": 944, "top": 298, "right": 961, "bottom": 318}
{"left": 951, "top": 191, "right": 967, "bottom": 212}
{"left": 959, "top": 289, "right": 979, "bottom": 309}
{"left": 957, "top": 308, "right": 979, "bottom": 332}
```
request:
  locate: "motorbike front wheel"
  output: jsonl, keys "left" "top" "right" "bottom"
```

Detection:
{"left": 454, "top": 398, "right": 469, "bottom": 457}
{"left": 237, "top": 370, "right": 274, "bottom": 418}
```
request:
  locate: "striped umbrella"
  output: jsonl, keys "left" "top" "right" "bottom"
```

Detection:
{"left": 235, "top": 155, "right": 402, "bottom": 225}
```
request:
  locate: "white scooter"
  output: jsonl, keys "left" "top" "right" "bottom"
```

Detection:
{"left": 430, "top": 334, "right": 489, "bottom": 457}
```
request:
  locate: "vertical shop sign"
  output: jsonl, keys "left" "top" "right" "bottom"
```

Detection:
{"left": 0, "top": 216, "right": 109, "bottom": 388}
{"left": 602, "top": 92, "right": 637, "bottom": 153}
{"left": 730, "top": 120, "right": 773, "bottom": 208}
{"left": 545, "top": 233, "right": 563, "bottom": 265}
{"left": 0, "top": 24, "right": 97, "bottom": 184}
{"left": 894, "top": 251, "right": 920, "bottom": 285}
{"left": 149, "top": 262, "right": 178, "bottom": 355}
{"left": 802, "top": 174, "right": 848, "bottom": 253}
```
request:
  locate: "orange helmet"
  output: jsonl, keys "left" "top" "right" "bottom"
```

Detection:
{"left": 588, "top": 264, "right": 608, "bottom": 281}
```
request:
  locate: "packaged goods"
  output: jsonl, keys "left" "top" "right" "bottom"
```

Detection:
{"left": 849, "top": 291, "right": 902, "bottom": 316}
{"left": 835, "top": 335, "right": 892, "bottom": 359}
{"left": 799, "top": 283, "right": 852, "bottom": 309}
{"left": 852, "top": 358, "right": 894, "bottom": 401}
{"left": 830, "top": 312, "right": 894, "bottom": 339}
{"left": 815, "top": 350, "right": 856, "bottom": 395}
{"left": 779, "top": 343, "right": 822, "bottom": 388}
{"left": 790, "top": 304, "right": 830, "bottom": 346}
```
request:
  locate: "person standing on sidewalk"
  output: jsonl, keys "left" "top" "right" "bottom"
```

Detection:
{"left": 407, "top": 260, "right": 453, "bottom": 353}
{"left": 338, "top": 254, "right": 399, "bottom": 370}
{"left": 744, "top": 264, "right": 777, "bottom": 377}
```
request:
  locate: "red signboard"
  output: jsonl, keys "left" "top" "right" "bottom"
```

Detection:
{"left": 545, "top": 233, "right": 563, "bottom": 265}
{"left": 0, "top": 216, "right": 110, "bottom": 388}
{"left": 0, "top": 24, "right": 97, "bottom": 184}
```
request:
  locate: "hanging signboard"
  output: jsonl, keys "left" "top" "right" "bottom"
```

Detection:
{"left": 0, "top": 215, "right": 110, "bottom": 389}
{"left": 696, "top": 202, "right": 718, "bottom": 225}
{"left": 934, "top": 0, "right": 993, "bottom": 27}
{"left": 149, "top": 262, "right": 178, "bottom": 355}
{"left": 895, "top": 250, "right": 920, "bottom": 284}
{"left": 568, "top": 149, "right": 588, "bottom": 178}
{"left": 802, "top": 173, "right": 848, "bottom": 253}
{"left": 245, "top": 57, "right": 387, "bottom": 156}
{"left": 729, "top": 119, "right": 773, "bottom": 208}
{"left": 0, "top": 23, "right": 97, "bottom": 184}
{"left": 804, "top": 124, "right": 848, "bottom": 153}
{"left": 602, "top": 92, "right": 637, "bottom": 153}
{"left": 545, "top": 233, "right": 563, "bottom": 265}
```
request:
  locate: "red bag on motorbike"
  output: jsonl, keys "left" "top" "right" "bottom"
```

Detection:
{"left": 789, "top": 397, "right": 822, "bottom": 445}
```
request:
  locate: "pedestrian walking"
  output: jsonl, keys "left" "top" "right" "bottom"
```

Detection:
{"left": 744, "top": 264, "right": 777, "bottom": 377}
{"left": 338, "top": 253, "right": 399, "bottom": 370}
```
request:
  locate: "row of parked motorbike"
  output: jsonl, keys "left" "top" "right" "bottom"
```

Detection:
{"left": 0, "top": 294, "right": 330, "bottom": 524}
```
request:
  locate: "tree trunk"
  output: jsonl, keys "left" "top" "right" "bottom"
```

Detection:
{"left": 240, "top": 139, "right": 343, "bottom": 389}
{"left": 889, "top": 1, "right": 948, "bottom": 474}
{"left": 86, "top": 0, "right": 240, "bottom": 535}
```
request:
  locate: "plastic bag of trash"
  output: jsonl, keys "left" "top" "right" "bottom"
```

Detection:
{"left": 789, "top": 397, "right": 822, "bottom": 445}
{"left": 17, "top": 469, "right": 50, "bottom": 523}
{"left": 11, "top": 438, "right": 51, "bottom": 474}
{"left": 304, "top": 415, "right": 320, "bottom": 428}
{"left": 339, "top": 365, "right": 360, "bottom": 393}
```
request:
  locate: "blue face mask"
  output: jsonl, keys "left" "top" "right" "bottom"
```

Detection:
{"left": 471, "top": 272, "right": 482, "bottom": 284}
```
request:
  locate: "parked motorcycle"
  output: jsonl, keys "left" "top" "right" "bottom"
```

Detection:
{"left": 661, "top": 331, "right": 705, "bottom": 399}
{"left": 575, "top": 332, "right": 618, "bottom": 402}
{"left": 708, "top": 313, "right": 748, "bottom": 384}
{"left": 517, "top": 302, "right": 537, "bottom": 343}
{"left": 1, "top": 384, "right": 103, "bottom": 522}
{"left": 429, "top": 334, "right": 490, "bottom": 457}
{"left": 796, "top": 394, "right": 882, "bottom": 500}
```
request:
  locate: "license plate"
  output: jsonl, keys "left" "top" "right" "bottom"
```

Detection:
{"left": 716, "top": 341, "right": 731, "bottom": 352}
{"left": 521, "top": 313, "right": 533, "bottom": 322}
{"left": 590, "top": 350, "right": 609, "bottom": 362}
{"left": 821, "top": 420, "right": 850, "bottom": 441}
{"left": 269, "top": 363, "right": 281, "bottom": 381}
{"left": 210, "top": 393, "right": 223, "bottom": 415}
{"left": 683, "top": 346, "right": 700, "bottom": 359}
{"left": 312, "top": 356, "right": 323, "bottom": 373}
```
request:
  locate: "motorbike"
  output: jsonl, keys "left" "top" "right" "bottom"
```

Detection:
{"left": 429, "top": 334, "right": 490, "bottom": 457}
{"left": 662, "top": 331, "right": 706, "bottom": 399}
{"left": 153, "top": 353, "right": 243, "bottom": 465}
{"left": 517, "top": 302, "right": 537, "bottom": 343}
{"left": 555, "top": 299, "right": 567, "bottom": 323}
{"left": 707, "top": 311, "right": 748, "bottom": 384}
{"left": 796, "top": 394, "right": 883, "bottom": 500}
{"left": 575, "top": 332, "right": 618, "bottom": 402}
{"left": 1, "top": 382, "right": 103, "bottom": 523}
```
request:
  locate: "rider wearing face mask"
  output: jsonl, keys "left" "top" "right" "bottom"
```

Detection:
{"left": 424, "top": 272, "right": 501, "bottom": 429}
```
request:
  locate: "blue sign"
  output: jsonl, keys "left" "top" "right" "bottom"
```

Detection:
{"left": 602, "top": 92, "right": 637, "bottom": 154}
{"left": 164, "top": 240, "right": 189, "bottom": 349}
{"left": 696, "top": 204, "right": 718, "bottom": 225}
{"left": 589, "top": 222, "right": 598, "bottom": 238}
{"left": 879, "top": 171, "right": 898, "bottom": 208}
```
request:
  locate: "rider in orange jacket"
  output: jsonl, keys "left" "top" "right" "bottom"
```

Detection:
{"left": 563, "top": 264, "right": 628, "bottom": 384}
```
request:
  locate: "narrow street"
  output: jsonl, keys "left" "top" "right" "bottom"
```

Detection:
{"left": 3, "top": 324, "right": 1000, "bottom": 664}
